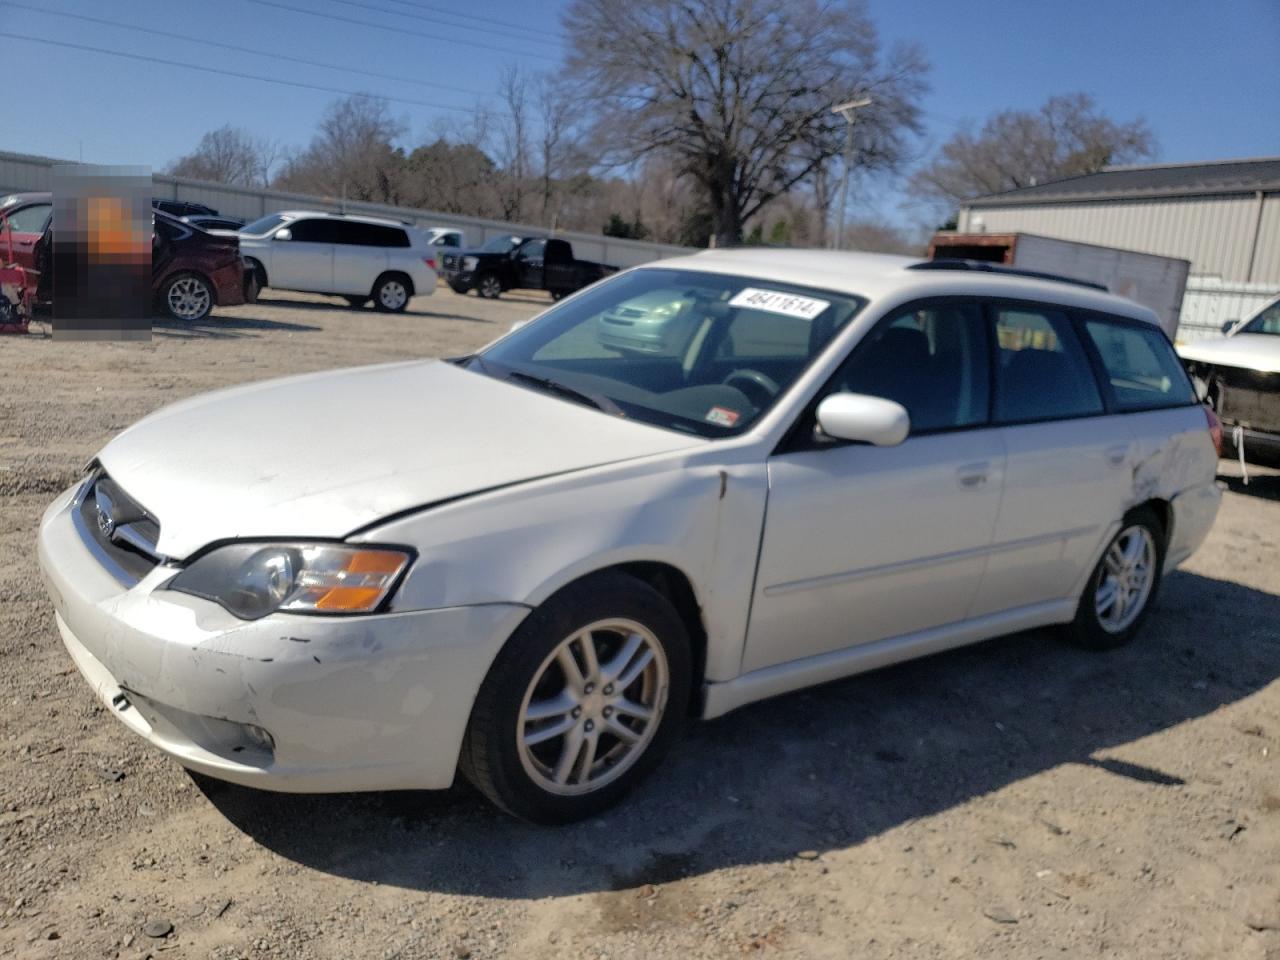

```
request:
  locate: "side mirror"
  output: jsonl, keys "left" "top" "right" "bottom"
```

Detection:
{"left": 815, "top": 392, "right": 910, "bottom": 446}
{"left": 273, "top": 228, "right": 292, "bottom": 241}
{"left": 1220, "top": 319, "right": 1239, "bottom": 335}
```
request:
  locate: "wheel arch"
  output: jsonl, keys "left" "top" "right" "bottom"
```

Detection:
{"left": 372, "top": 269, "right": 415, "bottom": 298}
{"left": 244, "top": 256, "right": 267, "bottom": 290}
{"left": 522, "top": 558, "right": 709, "bottom": 716}
{"left": 1127, "top": 497, "right": 1172, "bottom": 547}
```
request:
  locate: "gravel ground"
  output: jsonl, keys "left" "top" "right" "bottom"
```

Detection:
{"left": 2, "top": 289, "right": 1279, "bottom": 960}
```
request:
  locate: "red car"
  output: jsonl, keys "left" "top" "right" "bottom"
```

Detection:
{"left": 3, "top": 205, "right": 257, "bottom": 323}
{"left": 152, "top": 210, "right": 256, "bottom": 321}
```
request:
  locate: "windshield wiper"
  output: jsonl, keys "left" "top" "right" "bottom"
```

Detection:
{"left": 504, "top": 370, "right": 624, "bottom": 416}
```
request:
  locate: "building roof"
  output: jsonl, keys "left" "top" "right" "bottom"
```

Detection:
{"left": 965, "top": 156, "right": 1280, "bottom": 208}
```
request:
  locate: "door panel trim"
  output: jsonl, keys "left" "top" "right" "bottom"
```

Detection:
{"left": 704, "top": 597, "right": 1077, "bottom": 719}
{"left": 762, "top": 525, "right": 1098, "bottom": 597}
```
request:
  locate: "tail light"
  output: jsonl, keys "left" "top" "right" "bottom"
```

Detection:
{"left": 424, "top": 257, "right": 436, "bottom": 271}
{"left": 1203, "top": 404, "right": 1223, "bottom": 457}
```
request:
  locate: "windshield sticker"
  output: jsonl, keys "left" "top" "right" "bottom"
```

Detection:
{"left": 728, "top": 288, "right": 830, "bottom": 321}
{"left": 705, "top": 406, "right": 740, "bottom": 428}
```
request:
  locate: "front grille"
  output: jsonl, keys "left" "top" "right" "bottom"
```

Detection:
{"left": 75, "top": 472, "right": 163, "bottom": 582}
{"left": 443, "top": 254, "right": 459, "bottom": 270}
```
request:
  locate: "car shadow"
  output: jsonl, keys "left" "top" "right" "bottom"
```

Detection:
{"left": 245, "top": 294, "right": 499, "bottom": 325}
{"left": 152, "top": 315, "right": 322, "bottom": 339}
{"left": 198, "top": 570, "right": 1280, "bottom": 900}
{"left": 1217, "top": 458, "right": 1280, "bottom": 501}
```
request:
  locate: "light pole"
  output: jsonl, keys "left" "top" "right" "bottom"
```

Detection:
{"left": 831, "top": 96, "right": 872, "bottom": 250}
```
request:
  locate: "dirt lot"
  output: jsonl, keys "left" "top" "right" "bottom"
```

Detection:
{"left": 2, "top": 289, "right": 1279, "bottom": 960}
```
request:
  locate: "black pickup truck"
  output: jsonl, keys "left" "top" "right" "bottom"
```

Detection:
{"left": 442, "top": 235, "right": 616, "bottom": 300}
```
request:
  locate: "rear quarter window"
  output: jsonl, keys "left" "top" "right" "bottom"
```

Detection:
{"left": 992, "top": 306, "right": 1104, "bottom": 423}
{"left": 1083, "top": 317, "right": 1196, "bottom": 410}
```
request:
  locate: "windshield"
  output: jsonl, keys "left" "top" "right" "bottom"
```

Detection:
{"left": 480, "top": 235, "right": 522, "bottom": 253}
{"left": 240, "top": 213, "right": 288, "bottom": 236}
{"left": 473, "top": 268, "right": 866, "bottom": 438}
{"left": 1241, "top": 300, "right": 1280, "bottom": 336}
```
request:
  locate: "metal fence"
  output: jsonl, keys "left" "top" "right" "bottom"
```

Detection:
{"left": 1176, "top": 277, "right": 1280, "bottom": 342}
{"left": 0, "top": 149, "right": 696, "bottom": 270}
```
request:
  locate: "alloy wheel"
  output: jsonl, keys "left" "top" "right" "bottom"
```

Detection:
{"left": 516, "top": 619, "right": 669, "bottom": 796}
{"left": 479, "top": 275, "right": 501, "bottom": 298}
{"left": 167, "top": 277, "right": 210, "bottom": 320}
{"left": 1095, "top": 524, "right": 1157, "bottom": 633}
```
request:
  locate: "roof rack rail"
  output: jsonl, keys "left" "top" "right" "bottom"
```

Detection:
{"left": 908, "top": 258, "right": 1108, "bottom": 292}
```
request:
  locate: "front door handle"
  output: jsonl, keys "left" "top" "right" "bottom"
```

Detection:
{"left": 956, "top": 462, "right": 990, "bottom": 488}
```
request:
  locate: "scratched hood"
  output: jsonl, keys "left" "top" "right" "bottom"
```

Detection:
{"left": 1177, "top": 334, "right": 1280, "bottom": 374}
{"left": 96, "top": 360, "right": 703, "bottom": 558}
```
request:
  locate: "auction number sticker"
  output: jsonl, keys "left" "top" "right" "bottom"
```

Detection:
{"left": 728, "top": 287, "right": 830, "bottom": 321}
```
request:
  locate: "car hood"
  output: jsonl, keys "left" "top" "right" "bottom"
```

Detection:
{"left": 96, "top": 360, "right": 705, "bottom": 559}
{"left": 1177, "top": 333, "right": 1280, "bottom": 374}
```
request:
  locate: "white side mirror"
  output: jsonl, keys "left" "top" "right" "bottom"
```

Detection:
{"left": 816, "top": 393, "right": 910, "bottom": 446}
{"left": 273, "top": 228, "right": 292, "bottom": 241}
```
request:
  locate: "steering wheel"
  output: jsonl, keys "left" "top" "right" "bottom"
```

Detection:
{"left": 722, "top": 368, "right": 781, "bottom": 407}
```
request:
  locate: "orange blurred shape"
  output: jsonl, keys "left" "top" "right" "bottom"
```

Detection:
{"left": 87, "top": 196, "right": 147, "bottom": 259}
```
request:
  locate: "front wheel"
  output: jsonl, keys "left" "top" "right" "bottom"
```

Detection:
{"left": 1065, "top": 507, "right": 1165, "bottom": 650}
{"left": 460, "top": 572, "right": 691, "bottom": 823}
{"left": 161, "top": 272, "right": 213, "bottom": 321}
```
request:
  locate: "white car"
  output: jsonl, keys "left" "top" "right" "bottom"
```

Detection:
{"left": 233, "top": 211, "right": 437, "bottom": 312}
{"left": 37, "top": 251, "right": 1222, "bottom": 823}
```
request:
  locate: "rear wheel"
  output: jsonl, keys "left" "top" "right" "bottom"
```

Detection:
{"left": 1065, "top": 507, "right": 1165, "bottom": 650}
{"left": 477, "top": 273, "right": 502, "bottom": 299}
{"left": 161, "top": 272, "right": 213, "bottom": 321}
{"left": 460, "top": 572, "right": 691, "bottom": 823}
{"left": 373, "top": 274, "right": 410, "bottom": 312}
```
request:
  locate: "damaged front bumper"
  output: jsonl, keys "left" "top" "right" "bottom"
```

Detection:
{"left": 36, "top": 483, "right": 529, "bottom": 792}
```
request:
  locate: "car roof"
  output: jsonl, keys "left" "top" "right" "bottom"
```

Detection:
{"left": 273, "top": 210, "right": 412, "bottom": 229}
{"left": 1, "top": 191, "right": 52, "bottom": 209}
{"left": 643, "top": 248, "right": 1160, "bottom": 325}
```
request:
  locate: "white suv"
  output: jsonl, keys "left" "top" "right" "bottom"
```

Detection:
{"left": 234, "top": 211, "right": 437, "bottom": 311}
{"left": 37, "top": 251, "right": 1222, "bottom": 823}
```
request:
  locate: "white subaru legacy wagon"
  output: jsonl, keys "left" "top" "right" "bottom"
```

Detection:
{"left": 37, "top": 250, "right": 1222, "bottom": 823}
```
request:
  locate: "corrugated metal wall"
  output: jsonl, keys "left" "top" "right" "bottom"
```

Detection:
{"left": 1176, "top": 277, "right": 1280, "bottom": 342}
{"left": 959, "top": 193, "right": 1280, "bottom": 284}
{"left": 0, "top": 150, "right": 696, "bottom": 270}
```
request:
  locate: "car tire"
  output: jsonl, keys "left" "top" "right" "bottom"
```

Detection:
{"left": 160, "top": 272, "right": 213, "bottom": 322}
{"left": 245, "top": 257, "right": 268, "bottom": 293}
{"left": 372, "top": 274, "right": 411, "bottom": 312}
{"left": 448, "top": 281, "right": 470, "bottom": 295}
{"left": 476, "top": 273, "right": 502, "bottom": 299}
{"left": 1065, "top": 506, "right": 1165, "bottom": 651}
{"left": 459, "top": 571, "right": 692, "bottom": 824}
{"left": 344, "top": 296, "right": 369, "bottom": 308}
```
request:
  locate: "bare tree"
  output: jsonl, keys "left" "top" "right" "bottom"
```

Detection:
{"left": 167, "top": 125, "right": 280, "bottom": 187}
{"left": 910, "top": 93, "right": 1157, "bottom": 213}
{"left": 537, "top": 76, "right": 584, "bottom": 228}
{"left": 563, "top": 0, "right": 927, "bottom": 245}
{"left": 492, "top": 66, "right": 532, "bottom": 222}
{"left": 273, "top": 95, "right": 407, "bottom": 204}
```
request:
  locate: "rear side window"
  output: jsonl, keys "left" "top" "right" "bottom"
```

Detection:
{"left": 1083, "top": 318, "right": 1196, "bottom": 410}
{"left": 837, "top": 301, "right": 990, "bottom": 433}
{"left": 334, "top": 221, "right": 410, "bottom": 247}
{"left": 992, "top": 307, "right": 1103, "bottom": 423}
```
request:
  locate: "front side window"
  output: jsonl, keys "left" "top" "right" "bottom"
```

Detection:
{"left": 832, "top": 301, "right": 990, "bottom": 434}
{"left": 6, "top": 203, "right": 51, "bottom": 234}
{"left": 1242, "top": 300, "right": 1280, "bottom": 336}
{"left": 475, "top": 269, "right": 865, "bottom": 437}
{"left": 992, "top": 307, "right": 1103, "bottom": 423}
{"left": 1083, "top": 318, "right": 1196, "bottom": 411}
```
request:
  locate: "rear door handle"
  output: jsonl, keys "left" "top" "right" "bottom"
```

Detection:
{"left": 956, "top": 462, "right": 990, "bottom": 488}
{"left": 1105, "top": 444, "right": 1130, "bottom": 466}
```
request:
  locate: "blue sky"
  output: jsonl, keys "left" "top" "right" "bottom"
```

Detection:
{"left": 4, "top": 0, "right": 1278, "bottom": 228}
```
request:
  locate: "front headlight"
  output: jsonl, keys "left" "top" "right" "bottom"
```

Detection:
{"left": 462, "top": 256, "right": 478, "bottom": 271}
{"left": 167, "top": 543, "right": 412, "bottom": 620}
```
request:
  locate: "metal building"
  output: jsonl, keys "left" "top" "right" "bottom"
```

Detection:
{"left": 957, "top": 157, "right": 1280, "bottom": 337}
